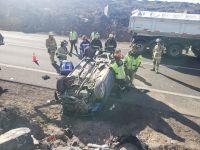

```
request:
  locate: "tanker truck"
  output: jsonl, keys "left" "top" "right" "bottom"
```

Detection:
{"left": 128, "top": 10, "right": 200, "bottom": 58}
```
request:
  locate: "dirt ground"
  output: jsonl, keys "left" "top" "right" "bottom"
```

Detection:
{"left": 0, "top": 80, "right": 200, "bottom": 150}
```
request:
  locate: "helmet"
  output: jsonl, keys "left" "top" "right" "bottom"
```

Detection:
{"left": 94, "top": 33, "right": 100, "bottom": 39}
{"left": 109, "top": 33, "right": 114, "bottom": 38}
{"left": 156, "top": 38, "right": 161, "bottom": 43}
{"left": 61, "top": 40, "right": 68, "bottom": 47}
{"left": 49, "top": 32, "right": 54, "bottom": 36}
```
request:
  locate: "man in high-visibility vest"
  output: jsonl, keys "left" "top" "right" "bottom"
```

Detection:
{"left": 124, "top": 43, "right": 142, "bottom": 86}
{"left": 46, "top": 32, "right": 57, "bottom": 64}
{"left": 105, "top": 33, "right": 117, "bottom": 52}
{"left": 151, "top": 38, "right": 166, "bottom": 73}
{"left": 69, "top": 29, "right": 78, "bottom": 54}
{"left": 110, "top": 49, "right": 126, "bottom": 98}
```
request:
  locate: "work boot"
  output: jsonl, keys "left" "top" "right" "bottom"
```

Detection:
{"left": 156, "top": 69, "right": 159, "bottom": 74}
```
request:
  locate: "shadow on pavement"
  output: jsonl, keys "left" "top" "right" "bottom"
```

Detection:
{"left": 74, "top": 88, "right": 200, "bottom": 144}
{"left": 142, "top": 53, "right": 200, "bottom": 76}
{"left": 33, "top": 88, "right": 200, "bottom": 145}
{"left": 52, "top": 63, "right": 60, "bottom": 73}
{"left": 159, "top": 72, "right": 200, "bottom": 93}
{"left": 135, "top": 74, "right": 152, "bottom": 86}
{"left": 0, "top": 86, "right": 8, "bottom": 96}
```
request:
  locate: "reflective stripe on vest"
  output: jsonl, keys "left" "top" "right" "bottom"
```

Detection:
{"left": 111, "top": 62, "right": 126, "bottom": 79}
{"left": 125, "top": 54, "right": 142, "bottom": 70}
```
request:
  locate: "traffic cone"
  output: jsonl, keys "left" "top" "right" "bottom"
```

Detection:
{"left": 32, "top": 53, "right": 38, "bottom": 62}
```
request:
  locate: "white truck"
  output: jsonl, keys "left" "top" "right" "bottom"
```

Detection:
{"left": 128, "top": 10, "right": 200, "bottom": 58}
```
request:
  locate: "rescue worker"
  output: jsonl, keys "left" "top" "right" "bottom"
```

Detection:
{"left": 105, "top": 33, "right": 117, "bottom": 52}
{"left": 46, "top": 32, "right": 57, "bottom": 64}
{"left": 90, "top": 33, "right": 102, "bottom": 50}
{"left": 110, "top": 49, "right": 126, "bottom": 98}
{"left": 56, "top": 40, "right": 69, "bottom": 63}
{"left": 124, "top": 43, "right": 142, "bottom": 86}
{"left": 69, "top": 29, "right": 78, "bottom": 54}
{"left": 151, "top": 38, "right": 166, "bottom": 73}
{"left": 79, "top": 35, "right": 90, "bottom": 58}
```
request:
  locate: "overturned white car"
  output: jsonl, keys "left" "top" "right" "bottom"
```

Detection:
{"left": 56, "top": 51, "right": 115, "bottom": 114}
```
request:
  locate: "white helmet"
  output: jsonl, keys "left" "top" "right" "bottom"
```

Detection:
{"left": 109, "top": 33, "right": 114, "bottom": 38}
{"left": 156, "top": 38, "right": 161, "bottom": 43}
{"left": 49, "top": 32, "right": 54, "bottom": 36}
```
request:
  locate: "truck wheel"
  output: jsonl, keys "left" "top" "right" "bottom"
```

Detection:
{"left": 192, "top": 47, "right": 200, "bottom": 59}
{"left": 168, "top": 44, "right": 182, "bottom": 57}
{"left": 135, "top": 40, "right": 145, "bottom": 53}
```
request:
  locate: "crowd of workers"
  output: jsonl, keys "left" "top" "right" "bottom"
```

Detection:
{"left": 46, "top": 30, "right": 166, "bottom": 97}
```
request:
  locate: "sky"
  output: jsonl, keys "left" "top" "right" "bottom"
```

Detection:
{"left": 148, "top": 0, "right": 200, "bottom": 3}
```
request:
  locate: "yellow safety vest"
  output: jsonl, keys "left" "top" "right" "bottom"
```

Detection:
{"left": 69, "top": 31, "right": 77, "bottom": 41}
{"left": 124, "top": 54, "right": 142, "bottom": 70}
{"left": 110, "top": 62, "right": 126, "bottom": 79}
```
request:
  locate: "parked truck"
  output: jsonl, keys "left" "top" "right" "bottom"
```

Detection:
{"left": 128, "top": 10, "right": 200, "bottom": 58}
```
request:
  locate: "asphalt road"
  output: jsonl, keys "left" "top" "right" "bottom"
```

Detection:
{"left": 0, "top": 30, "right": 200, "bottom": 120}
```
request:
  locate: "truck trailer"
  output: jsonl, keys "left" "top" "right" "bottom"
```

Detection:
{"left": 128, "top": 10, "right": 200, "bottom": 58}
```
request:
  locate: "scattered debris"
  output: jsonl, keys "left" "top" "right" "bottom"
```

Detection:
{"left": 64, "top": 128, "right": 73, "bottom": 139}
{"left": 42, "top": 75, "right": 50, "bottom": 80}
{"left": 0, "top": 128, "right": 34, "bottom": 150}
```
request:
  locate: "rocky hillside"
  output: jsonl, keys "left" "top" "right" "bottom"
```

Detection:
{"left": 0, "top": 0, "right": 200, "bottom": 41}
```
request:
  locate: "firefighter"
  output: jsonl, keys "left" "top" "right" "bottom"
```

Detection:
{"left": 151, "top": 38, "right": 166, "bottom": 73}
{"left": 124, "top": 43, "right": 142, "bottom": 86}
{"left": 105, "top": 33, "right": 117, "bottom": 52}
{"left": 79, "top": 35, "right": 90, "bottom": 58}
{"left": 69, "top": 29, "right": 78, "bottom": 54}
{"left": 90, "top": 33, "right": 102, "bottom": 50}
{"left": 56, "top": 40, "right": 70, "bottom": 63}
{"left": 46, "top": 32, "right": 57, "bottom": 64}
{"left": 110, "top": 49, "right": 126, "bottom": 98}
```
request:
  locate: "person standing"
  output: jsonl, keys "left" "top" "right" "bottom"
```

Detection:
{"left": 90, "top": 33, "right": 102, "bottom": 50}
{"left": 105, "top": 33, "right": 117, "bottom": 52}
{"left": 46, "top": 32, "right": 57, "bottom": 64}
{"left": 79, "top": 35, "right": 90, "bottom": 58}
{"left": 110, "top": 49, "right": 126, "bottom": 98}
{"left": 151, "top": 38, "right": 166, "bottom": 73}
{"left": 69, "top": 29, "right": 78, "bottom": 54}
{"left": 124, "top": 43, "right": 142, "bottom": 86}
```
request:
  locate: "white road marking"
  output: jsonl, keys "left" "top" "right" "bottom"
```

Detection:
{"left": 0, "top": 62, "right": 199, "bottom": 100}
{"left": 142, "top": 62, "right": 200, "bottom": 71}
{"left": 0, "top": 63, "right": 58, "bottom": 75}
{"left": 136, "top": 86, "right": 200, "bottom": 100}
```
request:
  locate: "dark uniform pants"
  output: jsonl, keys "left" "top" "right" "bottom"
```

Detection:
{"left": 70, "top": 40, "right": 78, "bottom": 54}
